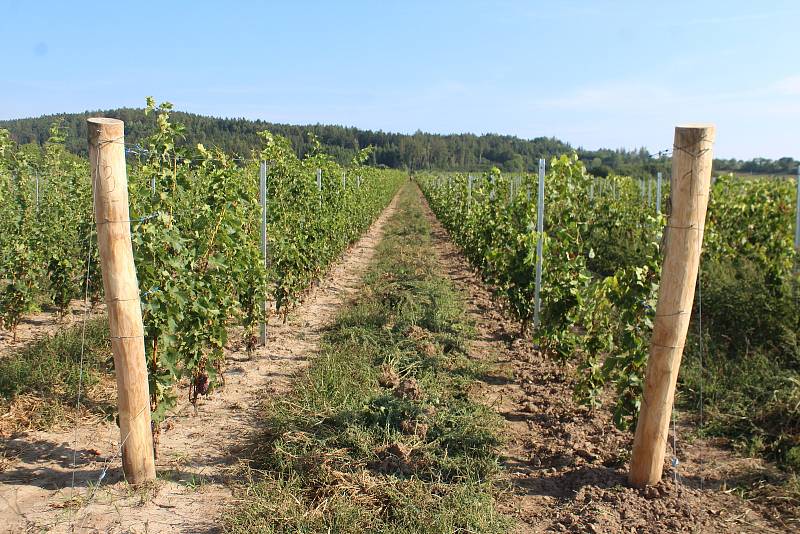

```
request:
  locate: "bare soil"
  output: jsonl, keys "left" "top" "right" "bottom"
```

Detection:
{"left": 0, "top": 301, "right": 104, "bottom": 357}
{"left": 0, "top": 193, "right": 400, "bottom": 533}
{"left": 417, "top": 187, "right": 789, "bottom": 533}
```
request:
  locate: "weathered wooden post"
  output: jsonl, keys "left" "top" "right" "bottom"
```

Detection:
{"left": 629, "top": 124, "right": 715, "bottom": 488}
{"left": 87, "top": 118, "right": 156, "bottom": 484}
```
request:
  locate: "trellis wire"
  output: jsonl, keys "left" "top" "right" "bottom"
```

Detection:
{"left": 693, "top": 146, "right": 708, "bottom": 490}
{"left": 68, "top": 132, "right": 119, "bottom": 494}
{"left": 69, "top": 163, "right": 99, "bottom": 495}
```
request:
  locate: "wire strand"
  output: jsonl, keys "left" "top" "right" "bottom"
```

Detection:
{"left": 70, "top": 132, "right": 101, "bottom": 495}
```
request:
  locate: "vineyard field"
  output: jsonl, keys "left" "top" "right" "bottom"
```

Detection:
{"left": 420, "top": 158, "right": 799, "bottom": 468}
{"left": 0, "top": 117, "right": 798, "bottom": 532}
{"left": 0, "top": 101, "right": 404, "bottom": 428}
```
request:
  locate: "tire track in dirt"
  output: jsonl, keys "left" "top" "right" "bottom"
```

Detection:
{"left": 416, "top": 185, "right": 782, "bottom": 533}
{"left": 0, "top": 190, "right": 402, "bottom": 534}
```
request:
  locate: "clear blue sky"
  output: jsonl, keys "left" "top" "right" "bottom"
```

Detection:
{"left": 1, "top": 0, "right": 798, "bottom": 159}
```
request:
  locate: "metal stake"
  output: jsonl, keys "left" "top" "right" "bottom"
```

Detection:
{"left": 534, "top": 158, "right": 545, "bottom": 329}
{"left": 260, "top": 161, "right": 268, "bottom": 346}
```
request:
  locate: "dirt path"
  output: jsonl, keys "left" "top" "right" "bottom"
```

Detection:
{"left": 416, "top": 187, "right": 784, "bottom": 533}
{"left": 0, "top": 192, "right": 401, "bottom": 534}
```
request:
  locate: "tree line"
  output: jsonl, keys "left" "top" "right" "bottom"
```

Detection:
{"left": 1, "top": 108, "right": 796, "bottom": 178}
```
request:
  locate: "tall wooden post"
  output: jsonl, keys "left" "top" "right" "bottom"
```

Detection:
{"left": 88, "top": 118, "right": 156, "bottom": 484}
{"left": 629, "top": 124, "right": 715, "bottom": 488}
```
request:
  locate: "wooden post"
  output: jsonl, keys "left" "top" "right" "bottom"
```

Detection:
{"left": 629, "top": 124, "right": 715, "bottom": 488}
{"left": 88, "top": 118, "right": 156, "bottom": 485}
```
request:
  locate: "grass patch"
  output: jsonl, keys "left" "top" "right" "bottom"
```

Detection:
{"left": 678, "top": 257, "right": 800, "bottom": 517}
{"left": 224, "top": 184, "right": 509, "bottom": 533}
{"left": 0, "top": 318, "right": 115, "bottom": 433}
{"left": 680, "top": 257, "right": 799, "bottom": 469}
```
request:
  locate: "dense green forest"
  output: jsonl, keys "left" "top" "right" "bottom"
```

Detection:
{"left": 1, "top": 108, "right": 797, "bottom": 178}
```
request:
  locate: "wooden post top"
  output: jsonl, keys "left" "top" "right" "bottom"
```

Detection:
{"left": 87, "top": 117, "right": 124, "bottom": 125}
{"left": 674, "top": 124, "right": 716, "bottom": 141}
{"left": 87, "top": 117, "right": 124, "bottom": 144}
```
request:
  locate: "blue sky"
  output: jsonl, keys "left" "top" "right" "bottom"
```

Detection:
{"left": 1, "top": 0, "right": 798, "bottom": 159}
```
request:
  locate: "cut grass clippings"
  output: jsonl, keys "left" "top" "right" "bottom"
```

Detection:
{"left": 224, "top": 183, "right": 510, "bottom": 533}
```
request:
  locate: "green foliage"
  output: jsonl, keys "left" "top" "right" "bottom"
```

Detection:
{"left": 129, "top": 100, "right": 403, "bottom": 425}
{"left": 0, "top": 100, "right": 403, "bottom": 432}
{"left": 0, "top": 122, "right": 92, "bottom": 335}
{"left": 421, "top": 158, "right": 799, "bottom": 438}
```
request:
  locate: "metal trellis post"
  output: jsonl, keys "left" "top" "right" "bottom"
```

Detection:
{"left": 534, "top": 158, "right": 546, "bottom": 329}
{"left": 260, "top": 161, "right": 268, "bottom": 346}
{"left": 795, "top": 165, "right": 800, "bottom": 251}
{"left": 656, "top": 172, "right": 663, "bottom": 214}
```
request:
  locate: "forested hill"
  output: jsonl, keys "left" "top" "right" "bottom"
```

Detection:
{"left": 0, "top": 108, "right": 574, "bottom": 172}
{"left": 1, "top": 108, "right": 796, "bottom": 178}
